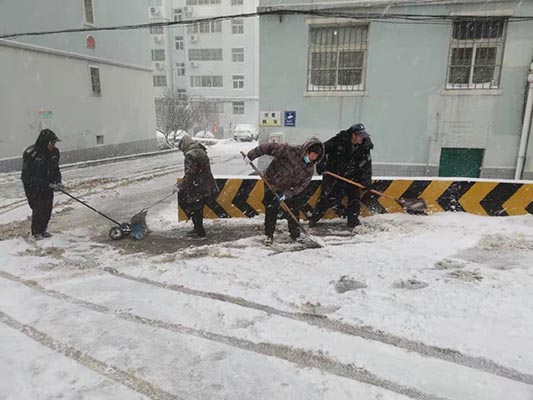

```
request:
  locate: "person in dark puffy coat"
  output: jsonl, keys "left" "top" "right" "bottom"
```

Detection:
{"left": 177, "top": 134, "right": 219, "bottom": 239}
{"left": 246, "top": 137, "right": 324, "bottom": 245}
{"left": 21, "top": 129, "right": 63, "bottom": 239}
{"left": 309, "top": 123, "right": 373, "bottom": 228}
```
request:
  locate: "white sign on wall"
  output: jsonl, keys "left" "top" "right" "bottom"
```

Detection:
{"left": 259, "top": 110, "right": 281, "bottom": 127}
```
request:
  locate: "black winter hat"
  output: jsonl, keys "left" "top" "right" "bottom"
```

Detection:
{"left": 348, "top": 123, "right": 369, "bottom": 138}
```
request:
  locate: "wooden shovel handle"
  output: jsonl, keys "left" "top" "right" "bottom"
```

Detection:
{"left": 323, "top": 171, "right": 397, "bottom": 202}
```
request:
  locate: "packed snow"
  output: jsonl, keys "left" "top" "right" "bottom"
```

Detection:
{"left": 1, "top": 141, "right": 533, "bottom": 399}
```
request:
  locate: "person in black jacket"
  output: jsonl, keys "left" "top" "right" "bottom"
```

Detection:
{"left": 309, "top": 123, "right": 373, "bottom": 229}
{"left": 21, "top": 129, "right": 63, "bottom": 239}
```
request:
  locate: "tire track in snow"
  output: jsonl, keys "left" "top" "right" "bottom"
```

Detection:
{"left": 103, "top": 268, "right": 533, "bottom": 386}
{"left": 0, "top": 310, "right": 181, "bottom": 400}
{"left": 0, "top": 270, "right": 446, "bottom": 400}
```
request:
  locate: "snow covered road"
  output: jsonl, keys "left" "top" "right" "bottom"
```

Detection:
{"left": 1, "top": 142, "right": 533, "bottom": 399}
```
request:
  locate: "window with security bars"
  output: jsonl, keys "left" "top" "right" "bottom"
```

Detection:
{"left": 186, "top": 0, "right": 220, "bottom": 4}
{"left": 188, "top": 21, "right": 222, "bottom": 34}
{"left": 188, "top": 49, "right": 223, "bottom": 61}
{"left": 153, "top": 75, "right": 167, "bottom": 87}
{"left": 190, "top": 76, "right": 223, "bottom": 87}
{"left": 89, "top": 67, "right": 101, "bottom": 95}
{"left": 84, "top": 0, "right": 94, "bottom": 25}
{"left": 150, "top": 26, "right": 164, "bottom": 35}
{"left": 307, "top": 25, "right": 368, "bottom": 92}
{"left": 446, "top": 18, "right": 506, "bottom": 90}
{"left": 151, "top": 49, "right": 165, "bottom": 61}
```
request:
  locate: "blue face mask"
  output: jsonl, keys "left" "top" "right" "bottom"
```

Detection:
{"left": 303, "top": 155, "right": 311, "bottom": 164}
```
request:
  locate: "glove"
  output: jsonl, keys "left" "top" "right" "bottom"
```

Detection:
{"left": 243, "top": 155, "right": 251, "bottom": 165}
{"left": 277, "top": 192, "right": 286, "bottom": 202}
{"left": 49, "top": 183, "right": 65, "bottom": 191}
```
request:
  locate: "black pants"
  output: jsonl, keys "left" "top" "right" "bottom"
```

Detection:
{"left": 264, "top": 188, "right": 305, "bottom": 239}
{"left": 178, "top": 193, "right": 206, "bottom": 235}
{"left": 312, "top": 174, "right": 361, "bottom": 226}
{"left": 24, "top": 186, "right": 54, "bottom": 235}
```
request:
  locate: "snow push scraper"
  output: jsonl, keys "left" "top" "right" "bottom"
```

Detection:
{"left": 57, "top": 188, "right": 175, "bottom": 241}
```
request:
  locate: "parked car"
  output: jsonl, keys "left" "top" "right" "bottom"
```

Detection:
{"left": 233, "top": 124, "right": 258, "bottom": 142}
{"left": 156, "top": 130, "right": 187, "bottom": 150}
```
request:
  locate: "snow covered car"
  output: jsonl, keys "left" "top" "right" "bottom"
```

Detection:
{"left": 156, "top": 130, "right": 187, "bottom": 149}
{"left": 233, "top": 124, "right": 258, "bottom": 142}
{"left": 194, "top": 130, "right": 218, "bottom": 146}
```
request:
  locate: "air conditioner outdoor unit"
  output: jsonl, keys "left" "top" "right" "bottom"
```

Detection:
{"left": 190, "top": 35, "right": 198, "bottom": 42}
{"left": 154, "top": 35, "right": 163, "bottom": 43}
{"left": 149, "top": 6, "right": 162, "bottom": 17}
{"left": 190, "top": 61, "right": 199, "bottom": 68}
{"left": 155, "top": 62, "right": 164, "bottom": 70}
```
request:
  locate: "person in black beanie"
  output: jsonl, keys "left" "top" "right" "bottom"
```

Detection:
{"left": 21, "top": 129, "right": 64, "bottom": 239}
{"left": 309, "top": 123, "right": 374, "bottom": 229}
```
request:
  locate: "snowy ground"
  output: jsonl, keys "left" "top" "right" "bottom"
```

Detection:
{"left": 1, "top": 141, "right": 533, "bottom": 399}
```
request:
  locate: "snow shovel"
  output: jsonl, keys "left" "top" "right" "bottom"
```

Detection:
{"left": 240, "top": 151, "right": 325, "bottom": 248}
{"left": 324, "top": 171, "right": 427, "bottom": 215}
{"left": 128, "top": 190, "right": 177, "bottom": 240}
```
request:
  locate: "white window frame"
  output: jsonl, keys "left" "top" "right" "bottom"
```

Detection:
{"left": 173, "top": 8, "right": 182, "bottom": 22}
{"left": 88, "top": 65, "right": 101, "bottom": 96}
{"left": 306, "top": 23, "right": 369, "bottom": 93}
{"left": 84, "top": 0, "right": 95, "bottom": 26}
{"left": 232, "top": 75, "right": 244, "bottom": 90}
{"left": 176, "top": 63, "right": 185, "bottom": 76}
{"left": 232, "top": 48, "right": 244, "bottom": 63}
{"left": 232, "top": 101, "right": 245, "bottom": 115}
{"left": 175, "top": 36, "right": 184, "bottom": 50}
{"left": 445, "top": 18, "right": 507, "bottom": 90}
{"left": 232, "top": 18, "right": 244, "bottom": 35}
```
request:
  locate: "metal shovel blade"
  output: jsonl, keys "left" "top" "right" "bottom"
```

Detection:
{"left": 397, "top": 198, "right": 428, "bottom": 215}
{"left": 130, "top": 209, "right": 150, "bottom": 240}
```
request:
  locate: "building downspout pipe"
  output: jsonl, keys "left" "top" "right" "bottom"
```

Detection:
{"left": 515, "top": 62, "right": 533, "bottom": 180}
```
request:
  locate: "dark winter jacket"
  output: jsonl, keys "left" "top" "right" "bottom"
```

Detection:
{"left": 317, "top": 129, "right": 373, "bottom": 187}
{"left": 178, "top": 134, "right": 219, "bottom": 203}
{"left": 21, "top": 129, "right": 62, "bottom": 192}
{"left": 247, "top": 137, "right": 324, "bottom": 199}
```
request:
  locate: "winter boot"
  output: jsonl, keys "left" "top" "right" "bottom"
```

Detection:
{"left": 263, "top": 235, "right": 274, "bottom": 246}
{"left": 42, "top": 232, "right": 53, "bottom": 238}
{"left": 308, "top": 217, "right": 317, "bottom": 228}
{"left": 347, "top": 218, "right": 361, "bottom": 229}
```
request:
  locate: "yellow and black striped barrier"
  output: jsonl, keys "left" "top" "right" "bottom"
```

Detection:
{"left": 178, "top": 177, "right": 533, "bottom": 220}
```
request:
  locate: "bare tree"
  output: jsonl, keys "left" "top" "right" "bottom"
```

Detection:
{"left": 191, "top": 99, "right": 220, "bottom": 135}
{"left": 155, "top": 90, "right": 220, "bottom": 146}
{"left": 155, "top": 88, "right": 195, "bottom": 147}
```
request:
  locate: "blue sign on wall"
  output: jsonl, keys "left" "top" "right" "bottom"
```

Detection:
{"left": 284, "top": 111, "right": 296, "bottom": 127}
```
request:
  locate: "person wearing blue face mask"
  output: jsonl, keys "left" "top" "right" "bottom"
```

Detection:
{"left": 245, "top": 138, "right": 324, "bottom": 245}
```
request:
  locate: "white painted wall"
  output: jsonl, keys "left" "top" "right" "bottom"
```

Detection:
{"left": 0, "top": 42, "right": 155, "bottom": 160}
